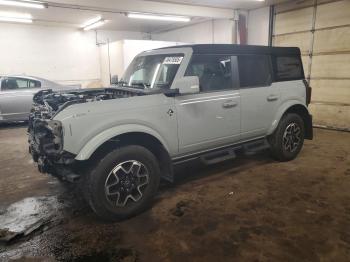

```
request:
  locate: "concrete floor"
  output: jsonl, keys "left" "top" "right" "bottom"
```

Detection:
{"left": 0, "top": 124, "right": 350, "bottom": 262}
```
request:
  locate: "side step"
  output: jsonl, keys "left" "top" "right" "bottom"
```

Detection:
{"left": 200, "top": 148, "right": 237, "bottom": 165}
{"left": 243, "top": 139, "right": 270, "bottom": 156}
{"left": 173, "top": 138, "right": 270, "bottom": 166}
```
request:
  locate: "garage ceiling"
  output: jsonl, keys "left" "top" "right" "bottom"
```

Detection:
{"left": 19, "top": 6, "right": 210, "bottom": 32}
{"left": 0, "top": 0, "right": 290, "bottom": 32}
{"left": 140, "top": 0, "right": 290, "bottom": 9}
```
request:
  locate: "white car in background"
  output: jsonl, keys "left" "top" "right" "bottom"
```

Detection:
{"left": 0, "top": 75, "right": 77, "bottom": 122}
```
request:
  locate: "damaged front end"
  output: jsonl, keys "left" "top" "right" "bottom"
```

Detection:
{"left": 28, "top": 119, "right": 74, "bottom": 174}
{"left": 28, "top": 98, "right": 81, "bottom": 182}
{"left": 28, "top": 87, "right": 144, "bottom": 182}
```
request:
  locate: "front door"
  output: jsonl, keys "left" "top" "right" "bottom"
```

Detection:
{"left": 175, "top": 55, "right": 241, "bottom": 155}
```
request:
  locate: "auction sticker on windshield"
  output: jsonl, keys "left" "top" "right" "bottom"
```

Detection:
{"left": 163, "top": 56, "right": 183, "bottom": 64}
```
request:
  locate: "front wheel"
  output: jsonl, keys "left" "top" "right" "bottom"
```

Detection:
{"left": 268, "top": 113, "right": 305, "bottom": 162}
{"left": 84, "top": 145, "right": 161, "bottom": 221}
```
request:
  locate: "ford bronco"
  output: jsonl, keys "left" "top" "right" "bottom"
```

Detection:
{"left": 28, "top": 44, "right": 313, "bottom": 220}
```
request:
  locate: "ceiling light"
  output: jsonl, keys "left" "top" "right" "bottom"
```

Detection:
{"left": 82, "top": 16, "right": 102, "bottom": 28}
{"left": 0, "top": 16, "right": 32, "bottom": 23}
{"left": 82, "top": 17, "right": 106, "bottom": 31}
{"left": 127, "top": 13, "right": 190, "bottom": 22}
{"left": 0, "top": 11, "right": 32, "bottom": 23}
{"left": 0, "top": 0, "right": 46, "bottom": 9}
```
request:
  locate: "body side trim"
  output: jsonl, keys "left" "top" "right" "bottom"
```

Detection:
{"left": 180, "top": 94, "right": 239, "bottom": 105}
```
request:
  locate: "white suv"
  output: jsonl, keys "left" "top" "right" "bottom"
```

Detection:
{"left": 28, "top": 44, "right": 313, "bottom": 220}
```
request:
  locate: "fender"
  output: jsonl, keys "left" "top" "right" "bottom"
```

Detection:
{"left": 267, "top": 100, "right": 309, "bottom": 136}
{"left": 75, "top": 124, "right": 171, "bottom": 161}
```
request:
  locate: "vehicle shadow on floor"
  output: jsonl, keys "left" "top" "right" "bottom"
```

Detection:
{"left": 0, "top": 121, "right": 28, "bottom": 130}
{"left": 160, "top": 150, "right": 274, "bottom": 190}
{"left": 56, "top": 151, "right": 275, "bottom": 221}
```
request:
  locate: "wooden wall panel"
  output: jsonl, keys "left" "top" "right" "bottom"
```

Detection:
{"left": 274, "top": 32, "right": 311, "bottom": 55}
{"left": 309, "top": 104, "right": 350, "bottom": 128}
{"left": 316, "top": 1, "right": 350, "bottom": 29}
{"left": 274, "top": 7, "right": 313, "bottom": 35}
{"left": 310, "top": 79, "right": 350, "bottom": 104}
{"left": 274, "top": 0, "right": 314, "bottom": 14}
{"left": 274, "top": 0, "right": 350, "bottom": 129}
{"left": 313, "top": 27, "right": 350, "bottom": 54}
{"left": 311, "top": 54, "right": 350, "bottom": 79}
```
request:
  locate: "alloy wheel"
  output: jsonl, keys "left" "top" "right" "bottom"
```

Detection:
{"left": 282, "top": 122, "right": 301, "bottom": 153}
{"left": 104, "top": 160, "right": 150, "bottom": 207}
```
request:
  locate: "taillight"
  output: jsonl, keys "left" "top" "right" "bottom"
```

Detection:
{"left": 303, "top": 79, "right": 312, "bottom": 106}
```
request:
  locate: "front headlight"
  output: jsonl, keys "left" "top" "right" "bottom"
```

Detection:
{"left": 48, "top": 120, "right": 62, "bottom": 137}
{"left": 47, "top": 120, "right": 63, "bottom": 151}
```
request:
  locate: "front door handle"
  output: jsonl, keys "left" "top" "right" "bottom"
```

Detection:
{"left": 267, "top": 95, "right": 279, "bottom": 102}
{"left": 222, "top": 100, "right": 238, "bottom": 108}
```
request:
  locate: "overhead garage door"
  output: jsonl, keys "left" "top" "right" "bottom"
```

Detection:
{"left": 273, "top": 0, "right": 350, "bottom": 130}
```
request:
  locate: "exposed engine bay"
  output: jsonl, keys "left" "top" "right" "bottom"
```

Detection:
{"left": 28, "top": 87, "right": 146, "bottom": 179}
{"left": 30, "top": 87, "right": 145, "bottom": 120}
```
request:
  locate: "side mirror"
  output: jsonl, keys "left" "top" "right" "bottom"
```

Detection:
{"left": 172, "top": 76, "right": 200, "bottom": 95}
{"left": 111, "top": 75, "right": 118, "bottom": 85}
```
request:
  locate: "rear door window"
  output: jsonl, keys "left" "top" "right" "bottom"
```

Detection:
{"left": 238, "top": 55, "right": 272, "bottom": 88}
{"left": 15, "top": 79, "right": 29, "bottom": 89}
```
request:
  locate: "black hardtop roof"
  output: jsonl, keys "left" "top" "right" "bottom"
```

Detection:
{"left": 155, "top": 44, "right": 301, "bottom": 56}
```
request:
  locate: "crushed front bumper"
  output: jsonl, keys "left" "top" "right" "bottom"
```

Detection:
{"left": 28, "top": 119, "right": 80, "bottom": 182}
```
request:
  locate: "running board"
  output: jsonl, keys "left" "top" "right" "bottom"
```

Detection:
{"left": 173, "top": 138, "right": 270, "bottom": 166}
{"left": 243, "top": 139, "right": 270, "bottom": 156}
{"left": 200, "top": 148, "right": 237, "bottom": 165}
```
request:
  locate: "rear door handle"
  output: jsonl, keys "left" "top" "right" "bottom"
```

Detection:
{"left": 267, "top": 95, "right": 279, "bottom": 102}
{"left": 222, "top": 100, "right": 238, "bottom": 108}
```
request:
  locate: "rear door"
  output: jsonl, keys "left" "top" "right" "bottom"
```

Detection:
{"left": 238, "top": 55, "right": 281, "bottom": 140}
{"left": 175, "top": 54, "right": 241, "bottom": 155}
{"left": 0, "top": 77, "right": 41, "bottom": 121}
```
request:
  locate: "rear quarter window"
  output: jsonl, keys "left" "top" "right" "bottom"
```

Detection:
{"left": 273, "top": 56, "right": 304, "bottom": 81}
{"left": 29, "top": 80, "right": 41, "bottom": 88}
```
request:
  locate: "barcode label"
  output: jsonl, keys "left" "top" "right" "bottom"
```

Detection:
{"left": 163, "top": 56, "right": 183, "bottom": 64}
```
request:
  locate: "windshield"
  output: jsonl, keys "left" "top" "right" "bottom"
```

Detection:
{"left": 120, "top": 54, "right": 184, "bottom": 89}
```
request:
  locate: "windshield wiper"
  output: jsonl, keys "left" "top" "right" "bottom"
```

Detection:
{"left": 118, "top": 80, "right": 152, "bottom": 89}
{"left": 117, "top": 80, "right": 142, "bottom": 89}
{"left": 130, "top": 82, "right": 151, "bottom": 89}
{"left": 118, "top": 80, "right": 132, "bottom": 87}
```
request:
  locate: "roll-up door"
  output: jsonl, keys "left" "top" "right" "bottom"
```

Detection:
{"left": 273, "top": 0, "right": 350, "bottom": 130}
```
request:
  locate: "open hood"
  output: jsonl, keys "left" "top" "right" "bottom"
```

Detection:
{"left": 31, "top": 87, "right": 147, "bottom": 120}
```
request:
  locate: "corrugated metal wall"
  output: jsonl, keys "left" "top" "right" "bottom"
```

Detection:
{"left": 273, "top": 0, "right": 350, "bottom": 130}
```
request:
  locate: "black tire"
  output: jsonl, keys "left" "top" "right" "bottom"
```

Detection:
{"left": 268, "top": 113, "right": 305, "bottom": 162}
{"left": 84, "top": 145, "right": 160, "bottom": 221}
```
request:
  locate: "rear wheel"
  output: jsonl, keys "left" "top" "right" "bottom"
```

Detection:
{"left": 269, "top": 113, "right": 305, "bottom": 162}
{"left": 84, "top": 145, "right": 160, "bottom": 221}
